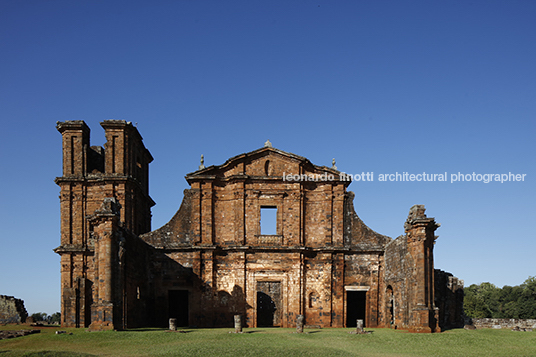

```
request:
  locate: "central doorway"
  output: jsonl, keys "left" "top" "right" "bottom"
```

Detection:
{"left": 168, "top": 290, "right": 189, "bottom": 327}
{"left": 256, "top": 281, "right": 281, "bottom": 327}
{"left": 346, "top": 291, "right": 366, "bottom": 327}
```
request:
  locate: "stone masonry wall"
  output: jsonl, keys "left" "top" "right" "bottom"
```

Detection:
{"left": 435, "top": 269, "right": 464, "bottom": 329}
{"left": 384, "top": 235, "right": 412, "bottom": 328}
{"left": 471, "top": 318, "right": 536, "bottom": 329}
{"left": 0, "top": 295, "right": 28, "bottom": 324}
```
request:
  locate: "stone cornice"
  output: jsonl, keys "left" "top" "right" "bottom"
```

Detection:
{"left": 100, "top": 120, "right": 152, "bottom": 162}
{"left": 151, "top": 244, "right": 384, "bottom": 255}
{"left": 56, "top": 120, "right": 90, "bottom": 134}
{"left": 54, "top": 175, "right": 155, "bottom": 207}
{"left": 53, "top": 244, "right": 94, "bottom": 254}
{"left": 185, "top": 146, "right": 347, "bottom": 186}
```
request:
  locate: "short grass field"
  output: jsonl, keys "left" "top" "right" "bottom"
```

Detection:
{"left": 1, "top": 325, "right": 535, "bottom": 357}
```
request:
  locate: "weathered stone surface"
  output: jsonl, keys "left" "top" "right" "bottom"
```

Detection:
{"left": 55, "top": 120, "right": 463, "bottom": 332}
{"left": 169, "top": 318, "right": 177, "bottom": 331}
{"left": 355, "top": 319, "right": 364, "bottom": 333}
{"left": 0, "top": 329, "right": 39, "bottom": 340}
{"left": 0, "top": 295, "right": 28, "bottom": 324}
{"left": 435, "top": 270, "right": 464, "bottom": 329}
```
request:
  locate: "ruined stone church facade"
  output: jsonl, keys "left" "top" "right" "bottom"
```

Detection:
{"left": 55, "top": 120, "right": 463, "bottom": 332}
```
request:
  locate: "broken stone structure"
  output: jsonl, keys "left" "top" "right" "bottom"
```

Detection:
{"left": 54, "top": 120, "right": 463, "bottom": 332}
{"left": 0, "top": 295, "right": 28, "bottom": 324}
{"left": 434, "top": 270, "right": 465, "bottom": 329}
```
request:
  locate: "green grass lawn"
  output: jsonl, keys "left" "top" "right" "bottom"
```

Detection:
{"left": 1, "top": 325, "right": 535, "bottom": 357}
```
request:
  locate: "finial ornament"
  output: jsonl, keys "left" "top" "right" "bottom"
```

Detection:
{"left": 264, "top": 139, "right": 272, "bottom": 148}
{"left": 332, "top": 158, "right": 337, "bottom": 170}
{"left": 199, "top": 154, "right": 205, "bottom": 170}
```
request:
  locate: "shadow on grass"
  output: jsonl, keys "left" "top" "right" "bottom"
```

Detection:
{"left": 242, "top": 329, "right": 289, "bottom": 334}
{"left": 0, "top": 352, "right": 97, "bottom": 357}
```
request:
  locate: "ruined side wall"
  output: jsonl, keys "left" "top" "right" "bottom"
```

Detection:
{"left": 0, "top": 295, "right": 28, "bottom": 324}
{"left": 141, "top": 189, "right": 194, "bottom": 247}
{"left": 434, "top": 269, "right": 464, "bottom": 329}
{"left": 384, "top": 235, "right": 412, "bottom": 329}
{"left": 343, "top": 192, "right": 391, "bottom": 249}
{"left": 122, "top": 231, "right": 153, "bottom": 328}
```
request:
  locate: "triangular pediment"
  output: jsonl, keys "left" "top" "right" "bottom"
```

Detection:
{"left": 185, "top": 146, "right": 341, "bottom": 184}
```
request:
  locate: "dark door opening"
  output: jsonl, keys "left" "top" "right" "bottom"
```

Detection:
{"left": 256, "top": 281, "right": 281, "bottom": 327}
{"left": 169, "top": 290, "right": 189, "bottom": 327}
{"left": 346, "top": 291, "right": 366, "bottom": 327}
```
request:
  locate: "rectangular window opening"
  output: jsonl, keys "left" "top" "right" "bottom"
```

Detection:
{"left": 260, "top": 206, "right": 277, "bottom": 235}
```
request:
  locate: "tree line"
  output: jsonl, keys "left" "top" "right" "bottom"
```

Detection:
{"left": 30, "top": 312, "right": 61, "bottom": 324}
{"left": 464, "top": 276, "right": 536, "bottom": 319}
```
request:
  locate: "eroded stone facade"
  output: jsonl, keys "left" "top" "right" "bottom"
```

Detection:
{"left": 55, "top": 120, "right": 463, "bottom": 331}
{"left": 0, "top": 295, "right": 28, "bottom": 324}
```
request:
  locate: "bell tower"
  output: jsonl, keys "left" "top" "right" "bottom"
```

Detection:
{"left": 55, "top": 120, "right": 154, "bottom": 328}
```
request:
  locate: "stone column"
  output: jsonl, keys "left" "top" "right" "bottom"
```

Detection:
{"left": 169, "top": 318, "right": 177, "bottom": 331}
{"left": 296, "top": 315, "right": 304, "bottom": 333}
{"left": 87, "top": 198, "right": 122, "bottom": 331}
{"left": 234, "top": 315, "right": 242, "bottom": 333}
{"left": 356, "top": 319, "right": 364, "bottom": 334}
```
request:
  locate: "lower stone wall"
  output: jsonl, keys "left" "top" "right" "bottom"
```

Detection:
{"left": 471, "top": 318, "right": 536, "bottom": 329}
{"left": 0, "top": 295, "right": 28, "bottom": 324}
{"left": 434, "top": 269, "right": 464, "bottom": 329}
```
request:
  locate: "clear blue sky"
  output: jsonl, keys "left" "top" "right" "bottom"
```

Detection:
{"left": 1, "top": 1, "right": 534, "bottom": 315}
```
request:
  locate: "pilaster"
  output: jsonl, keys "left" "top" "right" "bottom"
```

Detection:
{"left": 87, "top": 197, "right": 122, "bottom": 331}
{"left": 404, "top": 204, "right": 440, "bottom": 333}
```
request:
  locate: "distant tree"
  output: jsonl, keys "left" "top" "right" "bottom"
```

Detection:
{"left": 464, "top": 276, "right": 536, "bottom": 319}
{"left": 48, "top": 312, "right": 61, "bottom": 324}
{"left": 517, "top": 276, "right": 536, "bottom": 319}
{"left": 464, "top": 284, "right": 492, "bottom": 318}
{"left": 30, "top": 312, "right": 48, "bottom": 322}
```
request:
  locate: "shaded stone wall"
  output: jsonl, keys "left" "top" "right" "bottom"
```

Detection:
{"left": 0, "top": 295, "right": 28, "bottom": 324}
{"left": 121, "top": 229, "right": 153, "bottom": 328}
{"left": 435, "top": 269, "right": 464, "bottom": 329}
